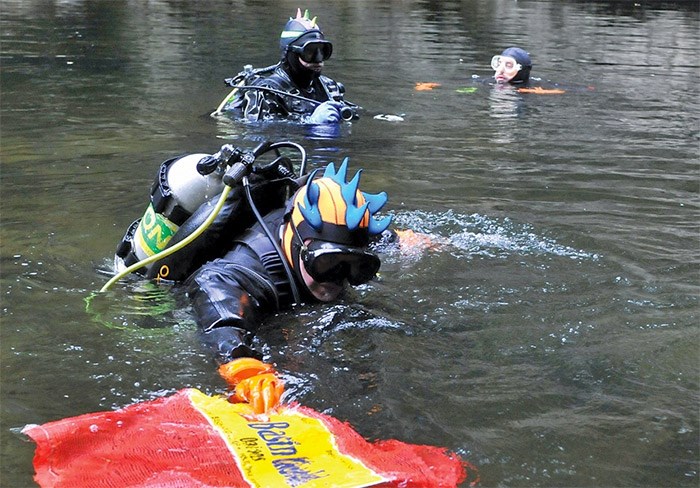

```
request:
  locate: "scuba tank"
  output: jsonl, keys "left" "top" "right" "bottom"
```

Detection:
{"left": 112, "top": 141, "right": 307, "bottom": 286}
{"left": 115, "top": 149, "right": 230, "bottom": 275}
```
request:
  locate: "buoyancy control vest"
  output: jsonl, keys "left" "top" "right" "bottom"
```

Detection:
{"left": 225, "top": 64, "right": 346, "bottom": 119}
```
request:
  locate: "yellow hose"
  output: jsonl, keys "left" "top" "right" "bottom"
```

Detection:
{"left": 213, "top": 79, "right": 244, "bottom": 115}
{"left": 100, "top": 185, "right": 233, "bottom": 292}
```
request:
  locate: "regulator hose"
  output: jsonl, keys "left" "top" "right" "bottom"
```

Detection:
{"left": 242, "top": 175, "right": 301, "bottom": 305}
{"left": 212, "top": 63, "right": 281, "bottom": 116}
{"left": 99, "top": 185, "right": 233, "bottom": 293}
{"left": 213, "top": 79, "right": 245, "bottom": 116}
{"left": 213, "top": 85, "right": 358, "bottom": 121}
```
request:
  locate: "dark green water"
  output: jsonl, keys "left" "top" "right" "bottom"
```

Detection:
{"left": 1, "top": 1, "right": 698, "bottom": 486}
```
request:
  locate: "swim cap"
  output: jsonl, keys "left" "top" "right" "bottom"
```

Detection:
{"left": 500, "top": 47, "right": 532, "bottom": 84}
{"left": 282, "top": 159, "right": 392, "bottom": 277}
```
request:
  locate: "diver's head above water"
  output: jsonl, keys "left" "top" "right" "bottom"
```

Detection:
{"left": 492, "top": 47, "right": 532, "bottom": 85}
{"left": 279, "top": 9, "right": 333, "bottom": 87}
{"left": 282, "top": 159, "right": 392, "bottom": 301}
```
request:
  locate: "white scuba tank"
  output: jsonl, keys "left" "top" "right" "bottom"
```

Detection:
{"left": 131, "top": 153, "right": 226, "bottom": 264}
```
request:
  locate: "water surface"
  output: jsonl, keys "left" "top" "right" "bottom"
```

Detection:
{"left": 1, "top": 1, "right": 698, "bottom": 486}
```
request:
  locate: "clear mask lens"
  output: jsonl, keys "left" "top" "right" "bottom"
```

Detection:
{"left": 491, "top": 55, "right": 521, "bottom": 76}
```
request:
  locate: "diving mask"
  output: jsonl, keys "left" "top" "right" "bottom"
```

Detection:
{"left": 289, "top": 40, "right": 333, "bottom": 64}
{"left": 491, "top": 55, "right": 522, "bottom": 76}
{"left": 300, "top": 240, "right": 380, "bottom": 286}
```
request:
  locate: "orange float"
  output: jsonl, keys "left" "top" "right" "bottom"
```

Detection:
{"left": 415, "top": 82, "right": 442, "bottom": 91}
{"left": 517, "top": 86, "right": 566, "bottom": 94}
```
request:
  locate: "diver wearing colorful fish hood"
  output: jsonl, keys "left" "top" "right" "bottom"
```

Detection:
{"left": 492, "top": 47, "right": 532, "bottom": 85}
{"left": 282, "top": 161, "right": 392, "bottom": 301}
{"left": 186, "top": 159, "right": 391, "bottom": 364}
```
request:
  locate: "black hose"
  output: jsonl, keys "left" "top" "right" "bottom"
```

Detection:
{"left": 234, "top": 86, "right": 358, "bottom": 120}
{"left": 242, "top": 176, "right": 302, "bottom": 305}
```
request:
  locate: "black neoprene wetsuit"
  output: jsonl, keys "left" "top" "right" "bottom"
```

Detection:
{"left": 225, "top": 64, "right": 346, "bottom": 122}
{"left": 185, "top": 208, "right": 311, "bottom": 364}
{"left": 184, "top": 206, "right": 398, "bottom": 365}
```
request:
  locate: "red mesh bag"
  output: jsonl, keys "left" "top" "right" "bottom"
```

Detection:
{"left": 23, "top": 388, "right": 478, "bottom": 488}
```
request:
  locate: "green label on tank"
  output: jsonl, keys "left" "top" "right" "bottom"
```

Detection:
{"left": 136, "top": 203, "right": 179, "bottom": 256}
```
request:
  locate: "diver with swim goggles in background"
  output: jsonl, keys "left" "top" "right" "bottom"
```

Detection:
{"left": 491, "top": 47, "right": 532, "bottom": 85}
{"left": 214, "top": 9, "right": 359, "bottom": 124}
{"left": 490, "top": 46, "right": 574, "bottom": 94}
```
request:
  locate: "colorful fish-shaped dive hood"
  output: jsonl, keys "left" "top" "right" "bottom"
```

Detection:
{"left": 282, "top": 158, "right": 392, "bottom": 265}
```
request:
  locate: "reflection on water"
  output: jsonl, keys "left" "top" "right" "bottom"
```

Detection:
{"left": 2, "top": 1, "right": 699, "bottom": 487}
{"left": 488, "top": 85, "right": 524, "bottom": 124}
{"left": 85, "top": 280, "right": 181, "bottom": 330}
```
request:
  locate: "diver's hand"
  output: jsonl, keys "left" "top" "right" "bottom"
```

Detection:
{"left": 307, "top": 101, "right": 344, "bottom": 124}
{"left": 218, "top": 358, "right": 284, "bottom": 414}
{"left": 233, "top": 373, "right": 284, "bottom": 414}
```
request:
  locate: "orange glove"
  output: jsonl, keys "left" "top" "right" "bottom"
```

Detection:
{"left": 218, "top": 358, "right": 284, "bottom": 414}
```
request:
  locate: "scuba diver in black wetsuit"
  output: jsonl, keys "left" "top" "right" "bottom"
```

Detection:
{"left": 186, "top": 159, "right": 391, "bottom": 365}
{"left": 214, "top": 9, "right": 358, "bottom": 124}
{"left": 491, "top": 47, "right": 532, "bottom": 85}
{"left": 110, "top": 141, "right": 392, "bottom": 413}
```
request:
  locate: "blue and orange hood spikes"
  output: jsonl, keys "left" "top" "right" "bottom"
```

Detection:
{"left": 282, "top": 159, "right": 392, "bottom": 265}
{"left": 298, "top": 158, "right": 391, "bottom": 236}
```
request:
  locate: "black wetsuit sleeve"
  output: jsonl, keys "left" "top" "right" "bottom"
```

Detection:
{"left": 185, "top": 244, "right": 280, "bottom": 364}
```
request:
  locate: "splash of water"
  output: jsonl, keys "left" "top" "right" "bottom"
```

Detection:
{"left": 392, "top": 209, "right": 599, "bottom": 260}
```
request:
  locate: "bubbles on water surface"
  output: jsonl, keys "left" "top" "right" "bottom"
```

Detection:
{"left": 392, "top": 209, "right": 599, "bottom": 261}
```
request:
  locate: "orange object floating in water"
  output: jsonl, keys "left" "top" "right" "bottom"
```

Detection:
{"left": 517, "top": 86, "right": 566, "bottom": 95}
{"left": 396, "top": 229, "right": 440, "bottom": 251}
{"left": 415, "top": 82, "right": 442, "bottom": 91}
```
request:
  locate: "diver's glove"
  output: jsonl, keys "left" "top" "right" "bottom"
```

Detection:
{"left": 307, "top": 101, "right": 344, "bottom": 124}
{"left": 218, "top": 357, "right": 284, "bottom": 414}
